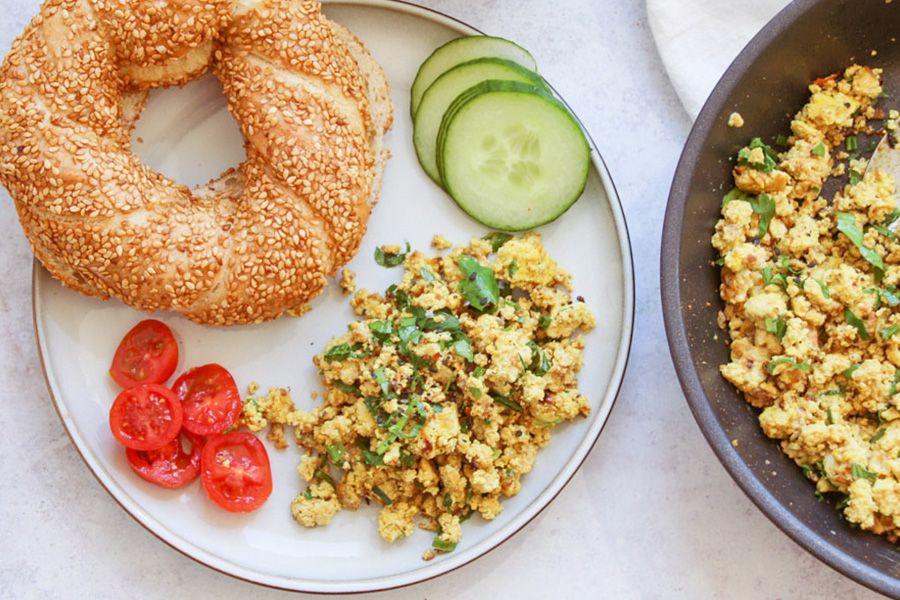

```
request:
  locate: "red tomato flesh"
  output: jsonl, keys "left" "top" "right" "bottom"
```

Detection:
{"left": 172, "top": 364, "right": 242, "bottom": 436}
{"left": 109, "top": 384, "right": 183, "bottom": 451}
{"left": 110, "top": 319, "right": 178, "bottom": 388}
{"left": 201, "top": 431, "right": 272, "bottom": 512}
{"left": 126, "top": 430, "right": 204, "bottom": 488}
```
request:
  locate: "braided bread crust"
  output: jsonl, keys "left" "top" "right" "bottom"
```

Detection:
{"left": 0, "top": 0, "right": 392, "bottom": 324}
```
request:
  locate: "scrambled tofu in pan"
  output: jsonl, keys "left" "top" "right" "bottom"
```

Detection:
{"left": 714, "top": 65, "right": 900, "bottom": 540}
{"left": 242, "top": 233, "right": 595, "bottom": 557}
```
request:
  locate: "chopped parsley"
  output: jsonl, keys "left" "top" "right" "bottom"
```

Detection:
{"left": 482, "top": 232, "right": 513, "bottom": 253}
{"left": 843, "top": 363, "right": 861, "bottom": 379}
{"left": 419, "top": 267, "right": 437, "bottom": 283}
{"left": 372, "top": 486, "right": 393, "bottom": 505}
{"left": 326, "top": 442, "right": 346, "bottom": 465}
{"left": 849, "top": 169, "right": 863, "bottom": 186}
{"left": 721, "top": 187, "right": 754, "bottom": 207}
{"left": 836, "top": 212, "right": 885, "bottom": 277}
{"left": 490, "top": 392, "right": 523, "bottom": 412}
{"left": 851, "top": 462, "right": 878, "bottom": 484}
{"left": 880, "top": 324, "right": 900, "bottom": 341}
{"left": 844, "top": 308, "right": 871, "bottom": 340}
{"left": 813, "top": 278, "right": 831, "bottom": 298}
{"left": 871, "top": 428, "right": 887, "bottom": 444}
{"left": 812, "top": 141, "right": 827, "bottom": 157}
{"left": 357, "top": 438, "right": 384, "bottom": 466}
{"left": 452, "top": 337, "right": 474, "bottom": 361}
{"left": 765, "top": 316, "right": 787, "bottom": 340}
{"left": 374, "top": 242, "right": 410, "bottom": 267}
{"left": 431, "top": 537, "right": 457, "bottom": 552}
{"left": 749, "top": 193, "right": 776, "bottom": 238}
{"left": 737, "top": 137, "right": 778, "bottom": 172}
{"left": 846, "top": 135, "right": 858, "bottom": 152}
{"left": 538, "top": 314, "right": 552, "bottom": 329}
{"left": 458, "top": 255, "right": 500, "bottom": 312}
{"left": 324, "top": 343, "right": 368, "bottom": 361}
{"left": 333, "top": 381, "right": 361, "bottom": 396}
{"left": 765, "top": 356, "right": 810, "bottom": 374}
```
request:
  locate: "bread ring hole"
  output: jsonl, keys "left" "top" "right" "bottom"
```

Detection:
{"left": 130, "top": 73, "right": 246, "bottom": 190}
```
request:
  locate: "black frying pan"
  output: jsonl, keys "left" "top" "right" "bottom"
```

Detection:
{"left": 661, "top": 0, "right": 900, "bottom": 596}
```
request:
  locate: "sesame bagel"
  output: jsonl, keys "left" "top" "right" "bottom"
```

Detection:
{"left": 0, "top": 0, "right": 393, "bottom": 325}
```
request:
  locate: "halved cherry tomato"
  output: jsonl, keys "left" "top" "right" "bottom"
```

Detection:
{"left": 126, "top": 430, "right": 204, "bottom": 488}
{"left": 201, "top": 431, "right": 272, "bottom": 512}
{"left": 109, "top": 384, "right": 183, "bottom": 451}
{"left": 110, "top": 319, "right": 178, "bottom": 388}
{"left": 172, "top": 364, "right": 242, "bottom": 436}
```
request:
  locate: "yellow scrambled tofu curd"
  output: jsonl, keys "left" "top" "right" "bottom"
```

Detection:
{"left": 242, "top": 233, "right": 595, "bottom": 557}
{"left": 714, "top": 65, "right": 900, "bottom": 541}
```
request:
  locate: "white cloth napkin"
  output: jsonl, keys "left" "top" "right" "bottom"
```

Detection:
{"left": 646, "top": 0, "right": 790, "bottom": 120}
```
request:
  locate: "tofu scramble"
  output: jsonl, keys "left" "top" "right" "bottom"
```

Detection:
{"left": 713, "top": 64, "right": 900, "bottom": 540}
{"left": 241, "top": 233, "right": 595, "bottom": 557}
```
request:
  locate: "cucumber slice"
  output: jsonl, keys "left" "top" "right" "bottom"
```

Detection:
{"left": 438, "top": 81, "right": 590, "bottom": 231}
{"left": 413, "top": 58, "right": 544, "bottom": 184}
{"left": 410, "top": 36, "right": 537, "bottom": 117}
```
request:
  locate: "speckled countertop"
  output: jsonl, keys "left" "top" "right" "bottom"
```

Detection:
{"left": 0, "top": 0, "right": 886, "bottom": 598}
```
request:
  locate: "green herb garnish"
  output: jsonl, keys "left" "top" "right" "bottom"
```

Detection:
{"left": 813, "top": 279, "right": 831, "bottom": 298}
{"left": 538, "top": 314, "right": 552, "bottom": 330}
{"left": 775, "top": 134, "right": 790, "bottom": 147}
{"left": 737, "top": 137, "right": 779, "bottom": 172}
{"left": 844, "top": 363, "right": 862, "bottom": 379}
{"left": 851, "top": 462, "right": 878, "bottom": 483}
{"left": 372, "top": 486, "right": 393, "bottom": 505}
{"left": 452, "top": 337, "right": 474, "bottom": 362}
{"left": 846, "top": 135, "right": 859, "bottom": 152}
{"left": 749, "top": 193, "right": 776, "bottom": 238}
{"left": 766, "top": 356, "right": 811, "bottom": 374}
{"left": 761, "top": 265, "right": 788, "bottom": 289}
{"left": 420, "top": 267, "right": 437, "bottom": 283}
{"left": 490, "top": 392, "right": 523, "bottom": 412}
{"left": 374, "top": 366, "right": 391, "bottom": 396}
{"left": 836, "top": 212, "right": 884, "bottom": 275}
{"left": 432, "top": 537, "right": 457, "bottom": 552}
{"left": 871, "top": 428, "right": 887, "bottom": 444}
{"left": 375, "top": 242, "right": 410, "bottom": 267}
{"left": 458, "top": 255, "right": 500, "bottom": 312}
{"left": 721, "top": 187, "right": 755, "bottom": 207}
{"left": 482, "top": 232, "right": 513, "bottom": 253}
{"left": 765, "top": 316, "right": 787, "bottom": 341}
{"left": 326, "top": 443, "right": 346, "bottom": 465}
{"left": 812, "top": 141, "right": 827, "bottom": 157}
{"left": 357, "top": 438, "right": 384, "bottom": 466}
{"left": 880, "top": 325, "right": 900, "bottom": 341}
{"left": 334, "top": 381, "right": 361, "bottom": 396}
{"left": 845, "top": 308, "right": 871, "bottom": 340}
{"left": 314, "top": 468, "right": 335, "bottom": 488}
{"left": 324, "top": 344, "right": 352, "bottom": 361}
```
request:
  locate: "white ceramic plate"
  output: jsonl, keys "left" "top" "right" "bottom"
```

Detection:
{"left": 30, "top": 0, "right": 634, "bottom": 593}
